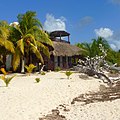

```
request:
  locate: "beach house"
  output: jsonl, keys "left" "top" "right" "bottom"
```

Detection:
{"left": 44, "top": 30, "right": 83, "bottom": 70}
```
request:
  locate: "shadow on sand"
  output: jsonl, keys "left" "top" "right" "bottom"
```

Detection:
{"left": 39, "top": 109, "right": 66, "bottom": 120}
{"left": 71, "top": 81, "right": 120, "bottom": 105}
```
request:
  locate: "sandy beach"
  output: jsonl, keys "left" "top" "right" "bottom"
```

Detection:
{"left": 0, "top": 71, "right": 120, "bottom": 120}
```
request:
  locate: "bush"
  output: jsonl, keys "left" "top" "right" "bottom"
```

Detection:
{"left": 0, "top": 75, "right": 16, "bottom": 87}
{"left": 0, "top": 68, "right": 16, "bottom": 87}
{"left": 35, "top": 78, "right": 40, "bottom": 83}
{"left": 55, "top": 67, "right": 61, "bottom": 72}
{"left": 65, "top": 71, "right": 73, "bottom": 79}
{"left": 25, "top": 64, "right": 36, "bottom": 75}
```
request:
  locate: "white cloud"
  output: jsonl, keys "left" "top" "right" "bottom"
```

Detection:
{"left": 94, "top": 27, "right": 120, "bottom": 51}
{"left": 110, "top": 43, "right": 117, "bottom": 50}
{"left": 109, "top": 31, "right": 120, "bottom": 50}
{"left": 94, "top": 27, "right": 113, "bottom": 39}
{"left": 43, "top": 14, "right": 66, "bottom": 32}
{"left": 79, "top": 16, "right": 93, "bottom": 28}
{"left": 110, "top": 40, "right": 120, "bottom": 51}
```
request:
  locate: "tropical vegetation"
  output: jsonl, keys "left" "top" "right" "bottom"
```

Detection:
{"left": 25, "top": 64, "right": 36, "bottom": 75}
{"left": 0, "top": 68, "right": 16, "bottom": 87}
{"left": 0, "top": 11, "right": 53, "bottom": 73}
{"left": 35, "top": 78, "right": 40, "bottom": 83}
{"left": 10, "top": 11, "right": 53, "bottom": 72}
{"left": 0, "top": 21, "right": 15, "bottom": 68}
{"left": 0, "top": 10, "right": 120, "bottom": 73}
{"left": 65, "top": 71, "right": 73, "bottom": 79}
{"left": 76, "top": 37, "right": 120, "bottom": 66}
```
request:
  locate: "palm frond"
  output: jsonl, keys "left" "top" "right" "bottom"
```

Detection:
{"left": 0, "top": 38, "right": 15, "bottom": 53}
{"left": 13, "top": 25, "right": 23, "bottom": 36}
{"left": 4, "top": 40, "right": 15, "bottom": 53}
{"left": 0, "top": 27, "right": 9, "bottom": 40}
{"left": 36, "top": 41, "right": 50, "bottom": 58}
{"left": 24, "top": 33, "right": 37, "bottom": 46}
{"left": 26, "top": 26, "right": 40, "bottom": 34}
{"left": 17, "top": 39, "right": 24, "bottom": 55}
{"left": 0, "top": 68, "right": 7, "bottom": 75}
{"left": 0, "top": 38, "right": 4, "bottom": 46}
{"left": 35, "top": 30, "right": 53, "bottom": 47}
{"left": 29, "top": 43, "right": 44, "bottom": 64}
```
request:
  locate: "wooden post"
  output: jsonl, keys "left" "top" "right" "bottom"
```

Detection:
{"left": 60, "top": 34, "right": 61, "bottom": 41}
{"left": 68, "top": 35, "right": 70, "bottom": 43}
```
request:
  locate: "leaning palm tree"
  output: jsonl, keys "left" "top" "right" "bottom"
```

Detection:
{"left": 0, "top": 21, "right": 15, "bottom": 68}
{"left": 10, "top": 11, "right": 53, "bottom": 72}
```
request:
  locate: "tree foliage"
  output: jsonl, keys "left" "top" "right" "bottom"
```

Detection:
{"left": 0, "top": 21, "right": 15, "bottom": 67}
{"left": 9, "top": 11, "right": 53, "bottom": 71}
{"left": 76, "top": 37, "right": 120, "bottom": 66}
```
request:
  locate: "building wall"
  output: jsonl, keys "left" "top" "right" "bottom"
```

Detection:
{"left": 6, "top": 55, "right": 12, "bottom": 71}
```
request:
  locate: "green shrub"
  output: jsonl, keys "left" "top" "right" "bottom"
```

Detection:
{"left": 35, "top": 78, "right": 40, "bottom": 83}
{"left": 55, "top": 67, "right": 61, "bottom": 72}
{"left": 40, "top": 71, "right": 46, "bottom": 75}
{"left": 25, "top": 64, "right": 36, "bottom": 75}
{"left": 0, "top": 75, "right": 16, "bottom": 87}
{"left": 0, "top": 68, "right": 16, "bottom": 87}
{"left": 65, "top": 71, "right": 73, "bottom": 79}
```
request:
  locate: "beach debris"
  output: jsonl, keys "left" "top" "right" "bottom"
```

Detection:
{"left": 71, "top": 80, "right": 120, "bottom": 105}
{"left": 74, "top": 44, "right": 120, "bottom": 84}
{"left": 39, "top": 65, "right": 45, "bottom": 74}
{"left": 39, "top": 109, "right": 66, "bottom": 120}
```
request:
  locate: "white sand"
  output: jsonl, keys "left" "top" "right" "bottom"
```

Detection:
{"left": 0, "top": 72, "right": 120, "bottom": 120}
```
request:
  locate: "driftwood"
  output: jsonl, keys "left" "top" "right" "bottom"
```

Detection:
{"left": 71, "top": 81, "right": 120, "bottom": 105}
{"left": 83, "top": 68, "right": 112, "bottom": 84}
{"left": 39, "top": 65, "right": 45, "bottom": 73}
{"left": 104, "top": 63, "right": 120, "bottom": 72}
{"left": 110, "top": 66, "right": 120, "bottom": 71}
{"left": 75, "top": 44, "right": 120, "bottom": 84}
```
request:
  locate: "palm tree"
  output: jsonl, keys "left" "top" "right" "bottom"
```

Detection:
{"left": 76, "top": 37, "right": 110, "bottom": 58}
{"left": 76, "top": 42, "right": 93, "bottom": 57}
{"left": 0, "top": 21, "right": 15, "bottom": 68}
{"left": 10, "top": 11, "right": 53, "bottom": 72}
{"left": 92, "top": 37, "right": 110, "bottom": 56}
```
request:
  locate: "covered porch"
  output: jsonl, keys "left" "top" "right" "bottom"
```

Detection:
{"left": 45, "top": 41, "right": 83, "bottom": 70}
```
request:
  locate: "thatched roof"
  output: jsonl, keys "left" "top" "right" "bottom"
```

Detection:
{"left": 50, "top": 31, "right": 70, "bottom": 37}
{"left": 51, "top": 41, "right": 83, "bottom": 56}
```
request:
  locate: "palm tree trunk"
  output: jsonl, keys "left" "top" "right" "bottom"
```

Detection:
{"left": 21, "top": 57, "right": 25, "bottom": 73}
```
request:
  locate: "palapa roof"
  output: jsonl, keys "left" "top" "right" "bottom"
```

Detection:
{"left": 51, "top": 41, "right": 83, "bottom": 56}
{"left": 50, "top": 31, "right": 70, "bottom": 37}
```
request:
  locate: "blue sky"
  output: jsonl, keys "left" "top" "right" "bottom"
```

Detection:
{"left": 0, "top": 0, "right": 120, "bottom": 50}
